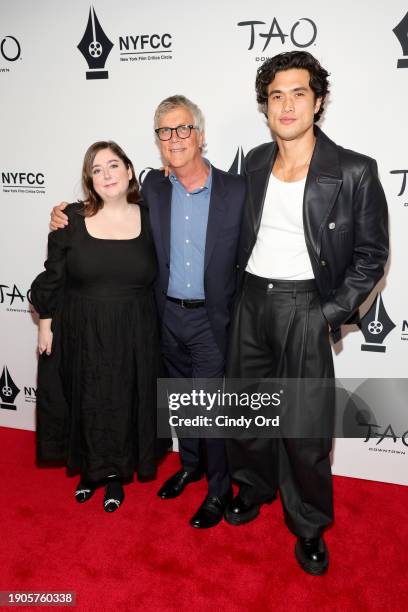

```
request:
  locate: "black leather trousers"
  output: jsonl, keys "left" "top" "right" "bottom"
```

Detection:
{"left": 226, "top": 273, "right": 334, "bottom": 538}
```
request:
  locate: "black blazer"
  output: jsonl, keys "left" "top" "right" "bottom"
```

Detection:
{"left": 142, "top": 166, "right": 246, "bottom": 354}
{"left": 239, "top": 126, "right": 389, "bottom": 343}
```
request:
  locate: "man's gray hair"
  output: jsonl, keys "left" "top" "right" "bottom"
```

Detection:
{"left": 154, "top": 95, "right": 205, "bottom": 133}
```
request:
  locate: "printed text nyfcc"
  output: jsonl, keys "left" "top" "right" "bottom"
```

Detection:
{"left": 119, "top": 33, "right": 173, "bottom": 63}
{"left": 2, "top": 171, "right": 46, "bottom": 195}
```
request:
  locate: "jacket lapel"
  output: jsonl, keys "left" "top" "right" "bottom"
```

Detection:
{"left": 204, "top": 167, "right": 228, "bottom": 270}
{"left": 155, "top": 176, "right": 172, "bottom": 264}
{"left": 246, "top": 143, "right": 277, "bottom": 253}
{"left": 303, "top": 127, "right": 343, "bottom": 260}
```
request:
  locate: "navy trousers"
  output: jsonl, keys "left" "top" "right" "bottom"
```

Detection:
{"left": 161, "top": 299, "right": 231, "bottom": 497}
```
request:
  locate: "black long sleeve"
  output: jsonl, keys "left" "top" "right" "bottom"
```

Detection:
{"left": 31, "top": 204, "right": 77, "bottom": 319}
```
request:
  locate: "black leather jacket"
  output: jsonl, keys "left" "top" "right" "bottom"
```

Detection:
{"left": 238, "top": 126, "right": 389, "bottom": 343}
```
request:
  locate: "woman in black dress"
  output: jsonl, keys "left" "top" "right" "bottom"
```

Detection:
{"left": 31, "top": 141, "right": 164, "bottom": 512}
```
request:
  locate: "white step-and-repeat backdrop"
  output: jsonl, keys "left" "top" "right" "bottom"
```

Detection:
{"left": 1, "top": 0, "right": 407, "bottom": 484}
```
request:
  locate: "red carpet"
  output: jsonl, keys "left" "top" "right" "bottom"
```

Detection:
{"left": 1, "top": 427, "right": 407, "bottom": 611}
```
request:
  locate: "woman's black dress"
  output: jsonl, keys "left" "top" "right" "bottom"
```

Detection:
{"left": 31, "top": 203, "right": 165, "bottom": 482}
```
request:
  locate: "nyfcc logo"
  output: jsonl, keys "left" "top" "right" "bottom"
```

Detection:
{"left": 119, "top": 32, "right": 173, "bottom": 64}
{"left": 77, "top": 5, "right": 173, "bottom": 77}
{"left": 393, "top": 11, "right": 408, "bottom": 68}
{"left": 359, "top": 293, "right": 395, "bottom": 353}
{"left": 0, "top": 365, "right": 36, "bottom": 410}
{"left": 2, "top": 171, "right": 46, "bottom": 194}
{"left": 78, "top": 6, "right": 114, "bottom": 79}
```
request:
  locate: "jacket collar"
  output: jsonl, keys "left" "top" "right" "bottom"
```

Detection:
{"left": 245, "top": 126, "right": 343, "bottom": 261}
{"left": 304, "top": 126, "right": 343, "bottom": 259}
{"left": 247, "top": 125, "right": 342, "bottom": 178}
{"left": 309, "top": 125, "right": 342, "bottom": 179}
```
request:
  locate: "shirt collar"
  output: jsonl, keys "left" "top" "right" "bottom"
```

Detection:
{"left": 169, "top": 158, "right": 212, "bottom": 193}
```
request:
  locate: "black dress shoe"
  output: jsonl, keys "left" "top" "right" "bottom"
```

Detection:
{"left": 224, "top": 495, "right": 260, "bottom": 525}
{"left": 104, "top": 479, "right": 124, "bottom": 513}
{"left": 190, "top": 489, "right": 233, "bottom": 529}
{"left": 157, "top": 470, "right": 203, "bottom": 499}
{"left": 295, "top": 537, "right": 329, "bottom": 575}
{"left": 75, "top": 480, "right": 95, "bottom": 503}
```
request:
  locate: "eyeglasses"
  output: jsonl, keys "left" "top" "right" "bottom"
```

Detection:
{"left": 155, "top": 124, "right": 198, "bottom": 141}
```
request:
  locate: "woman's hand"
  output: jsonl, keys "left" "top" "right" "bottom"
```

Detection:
{"left": 38, "top": 319, "right": 53, "bottom": 355}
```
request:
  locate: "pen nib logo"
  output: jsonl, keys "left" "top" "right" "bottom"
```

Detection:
{"left": 77, "top": 6, "right": 113, "bottom": 80}
{"left": 359, "top": 293, "right": 396, "bottom": 353}
{"left": 393, "top": 11, "right": 408, "bottom": 68}
{"left": 0, "top": 365, "right": 20, "bottom": 410}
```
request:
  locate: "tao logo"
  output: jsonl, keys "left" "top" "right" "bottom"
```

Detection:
{"left": 1, "top": 36, "right": 21, "bottom": 62}
{"left": 238, "top": 18, "right": 317, "bottom": 52}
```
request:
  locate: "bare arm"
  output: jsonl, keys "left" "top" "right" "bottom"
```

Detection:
{"left": 38, "top": 318, "right": 53, "bottom": 355}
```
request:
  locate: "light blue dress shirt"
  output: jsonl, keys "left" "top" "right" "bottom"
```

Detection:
{"left": 167, "top": 160, "right": 212, "bottom": 299}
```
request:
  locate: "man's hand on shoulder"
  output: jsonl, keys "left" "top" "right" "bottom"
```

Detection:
{"left": 159, "top": 165, "right": 170, "bottom": 177}
{"left": 50, "top": 202, "right": 69, "bottom": 231}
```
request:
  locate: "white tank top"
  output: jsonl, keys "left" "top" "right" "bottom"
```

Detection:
{"left": 246, "top": 173, "right": 314, "bottom": 280}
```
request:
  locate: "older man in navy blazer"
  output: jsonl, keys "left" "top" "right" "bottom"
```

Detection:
{"left": 50, "top": 95, "right": 245, "bottom": 528}
{"left": 144, "top": 95, "right": 245, "bottom": 528}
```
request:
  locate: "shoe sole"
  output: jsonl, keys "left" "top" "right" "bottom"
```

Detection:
{"left": 190, "top": 518, "right": 223, "bottom": 529}
{"left": 224, "top": 505, "right": 260, "bottom": 526}
{"left": 294, "top": 541, "right": 329, "bottom": 576}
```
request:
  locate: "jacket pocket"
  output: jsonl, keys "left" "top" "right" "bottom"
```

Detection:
{"left": 337, "top": 229, "right": 350, "bottom": 247}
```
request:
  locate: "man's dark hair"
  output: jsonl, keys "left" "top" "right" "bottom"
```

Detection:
{"left": 255, "top": 51, "right": 330, "bottom": 122}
